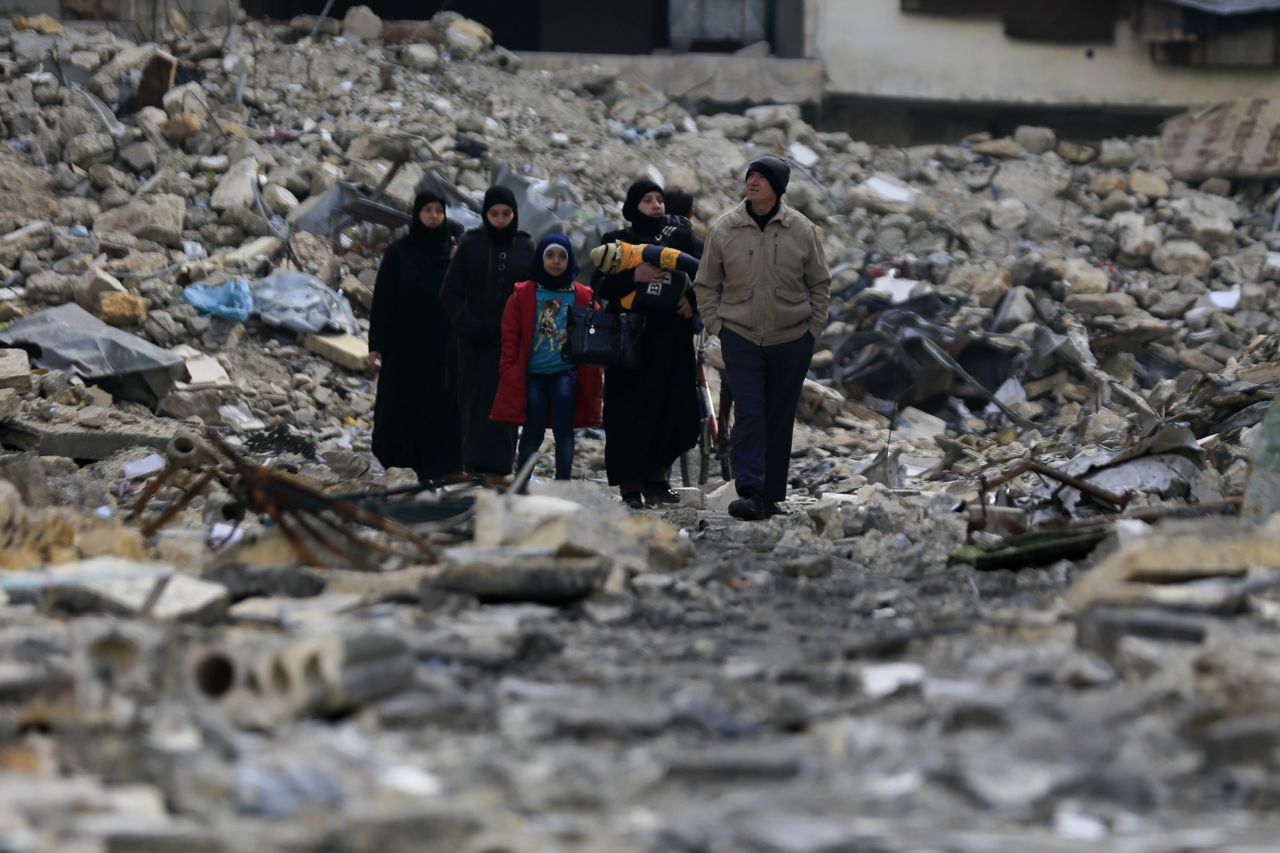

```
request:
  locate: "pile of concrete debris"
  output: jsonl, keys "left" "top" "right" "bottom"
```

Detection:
{"left": 6, "top": 6, "right": 1280, "bottom": 850}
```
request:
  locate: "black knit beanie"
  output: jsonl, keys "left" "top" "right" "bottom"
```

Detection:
{"left": 746, "top": 155, "right": 791, "bottom": 198}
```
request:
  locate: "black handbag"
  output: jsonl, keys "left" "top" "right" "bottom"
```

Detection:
{"left": 563, "top": 304, "right": 645, "bottom": 369}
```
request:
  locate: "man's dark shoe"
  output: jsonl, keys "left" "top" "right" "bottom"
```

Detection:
{"left": 766, "top": 501, "right": 785, "bottom": 517}
{"left": 728, "top": 491, "right": 768, "bottom": 521}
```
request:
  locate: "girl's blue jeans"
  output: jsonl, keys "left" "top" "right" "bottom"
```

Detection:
{"left": 517, "top": 370, "right": 575, "bottom": 479}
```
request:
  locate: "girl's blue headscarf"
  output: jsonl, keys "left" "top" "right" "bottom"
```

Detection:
{"left": 529, "top": 233, "right": 578, "bottom": 290}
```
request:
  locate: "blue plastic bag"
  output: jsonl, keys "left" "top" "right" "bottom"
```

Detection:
{"left": 182, "top": 278, "right": 253, "bottom": 322}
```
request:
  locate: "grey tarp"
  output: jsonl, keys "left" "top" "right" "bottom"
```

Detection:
{"left": 0, "top": 303, "right": 184, "bottom": 406}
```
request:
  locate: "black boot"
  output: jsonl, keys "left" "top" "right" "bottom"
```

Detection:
{"left": 728, "top": 487, "right": 768, "bottom": 521}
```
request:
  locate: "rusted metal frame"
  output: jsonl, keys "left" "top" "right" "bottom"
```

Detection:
{"left": 1043, "top": 496, "right": 1242, "bottom": 530}
{"left": 260, "top": 501, "right": 326, "bottom": 568}
{"left": 281, "top": 508, "right": 385, "bottom": 572}
{"left": 139, "top": 466, "right": 221, "bottom": 537}
{"left": 981, "top": 459, "right": 1130, "bottom": 511}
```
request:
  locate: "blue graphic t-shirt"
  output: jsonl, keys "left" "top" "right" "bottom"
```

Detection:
{"left": 529, "top": 286, "right": 572, "bottom": 374}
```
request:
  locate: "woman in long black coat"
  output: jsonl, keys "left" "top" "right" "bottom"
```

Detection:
{"left": 369, "top": 190, "right": 464, "bottom": 481}
{"left": 439, "top": 186, "right": 535, "bottom": 476}
{"left": 593, "top": 180, "right": 701, "bottom": 508}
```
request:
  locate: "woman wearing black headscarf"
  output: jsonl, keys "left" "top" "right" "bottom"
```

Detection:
{"left": 369, "top": 190, "right": 465, "bottom": 481}
{"left": 440, "top": 186, "right": 535, "bottom": 476}
{"left": 593, "top": 179, "right": 701, "bottom": 508}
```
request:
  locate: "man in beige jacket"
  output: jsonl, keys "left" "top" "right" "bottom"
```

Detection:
{"left": 694, "top": 155, "right": 832, "bottom": 520}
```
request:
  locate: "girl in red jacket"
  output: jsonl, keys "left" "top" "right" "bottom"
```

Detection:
{"left": 490, "top": 234, "right": 603, "bottom": 479}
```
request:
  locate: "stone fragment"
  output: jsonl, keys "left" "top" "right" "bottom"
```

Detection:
{"left": 303, "top": 334, "right": 369, "bottom": 371}
{"left": 846, "top": 174, "right": 931, "bottom": 217}
{"left": 988, "top": 198, "right": 1028, "bottom": 231}
{"left": 403, "top": 43, "right": 440, "bottom": 71}
{"left": 0, "top": 388, "right": 17, "bottom": 420}
{"left": 73, "top": 267, "right": 127, "bottom": 311}
{"left": 1057, "top": 140, "right": 1097, "bottom": 164}
{"left": 210, "top": 158, "right": 259, "bottom": 211}
{"left": 0, "top": 221, "right": 53, "bottom": 267}
{"left": 1065, "top": 258, "right": 1109, "bottom": 294}
{"left": 0, "top": 349, "right": 31, "bottom": 393}
{"left": 162, "top": 81, "right": 210, "bottom": 118}
{"left": 342, "top": 5, "right": 383, "bottom": 40}
{"left": 1013, "top": 125, "right": 1056, "bottom": 154}
{"left": 66, "top": 132, "right": 115, "bottom": 167}
{"left": 432, "top": 549, "right": 608, "bottom": 604}
{"left": 972, "top": 138, "right": 1022, "bottom": 159}
{"left": 745, "top": 103, "right": 801, "bottom": 131}
{"left": 1089, "top": 172, "right": 1128, "bottom": 197}
{"left": 120, "top": 140, "right": 158, "bottom": 174}
{"left": 262, "top": 184, "right": 299, "bottom": 216}
{"left": 98, "top": 292, "right": 150, "bottom": 327}
{"left": 47, "top": 558, "right": 229, "bottom": 622}
{"left": 1153, "top": 240, "right": 1211, "bottom": 277}
{"left": 1128, "top": 170, "right": 1169, "bottom": 199}
{"left": 93, "top": 194, "right": 186, "bottom": 247}
{"left": 1098, "top": 138, "right": 1139, "bottom": 168}
{"left": 1063, "top": 292, "right": 1137, "bottom": 315}
{"left": 1113, "top": 211, "right": 1161, "bottom": 263}
{"left": 1200, "top": 177, "right": 1233, "bottom": 196}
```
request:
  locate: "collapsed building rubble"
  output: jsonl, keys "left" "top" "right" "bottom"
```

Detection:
{"left": 4, "top": 4, "right": 1280, "bottom": 849}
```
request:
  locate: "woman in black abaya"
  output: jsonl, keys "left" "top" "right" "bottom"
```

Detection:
{"left": 369, "top": 190, "right": 464, "bottom": 481}
{"left": 439, "top": 187, "right": 535, "bottom": 476}
{"left": 593, "top": 180, "right": 701, "bottom": 508}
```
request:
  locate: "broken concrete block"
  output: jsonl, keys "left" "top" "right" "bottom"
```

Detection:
{"left": 1013, "top": 125, "right": 1056, "bottom": 155}
{"left": 262, "top": 184, "right": 299, "bottom": 216}
{"left": 120, "top": 140, "right": 158, "bottom": 174}
{"left": 210, "top": 157, "right": 259, "bottom": 211}
{"left": 1063, "top": 292, "right": 1137, "bottom": 316}
{"left": 0, "top": 348, "right": 31, "bottom": 393}
{"left": 65, "top": 132, "right": 115, "bottom": 168}
{"left": 97, "top": 292, "right": 150, "bottom": 327}
{"left": 972, "top": 137, "right": 1023, "bottom": 159}
{"left": 1065, "top": 258, "right": 1109, "bottom": 294}
{"left": 92, "top": 194, "right": 186, "bottom": 248}
{"left": 162, "top": 81, "right": 210, "bottom": 119}
{"left": 1153, "top": 240, "right": 1211, "bottom": 277}
{"left": 432, "top": 547, "right": 609, "bottom": 604}
{"left": 0, "top": 221, "right": 52, "bottom": 267}
{"left": 74, "top": 267, "right": 127, "bottom": 311}
{"left": 1128, "top": 170, "right": 1169, "bottom": 200}
{"left": 0, "top": 414, "right": 177, "bottom": 460}
{"left": 0, "top": 388, "right": 17, "bottom": 421}
{"left": 403, "top": 43, "right": 440, "bottom": 71}
{"left": 303, "top": 333, "right": 369, "bottom": 371}
{"left": 218, "top": 235, "right": 280, "bottom": 269}
{"left": 846, "top": 174, "right": 928, "bottom": 216}
{"left": 46, "top": 558, "right": 229, "bottom": 622}
{"left": 342, "top": 5, "right": 383, "bottom": 40}
{"left": 171, "top": 345, "right": 232, "bottom": 390}
{"left": 1056, "top": 140, "right": 1097, "bottom": 164}
{"left": 675, "top": 487, "right": 705, "bottom": 509}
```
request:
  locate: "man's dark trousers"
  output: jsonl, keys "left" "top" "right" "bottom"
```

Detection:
{"left": 720, "top": 327, "right": 815, "bottom": 502}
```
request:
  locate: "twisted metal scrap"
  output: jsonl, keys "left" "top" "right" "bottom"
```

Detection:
{"left": 128, "top": 430, "right": 436, "bottom": 570}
